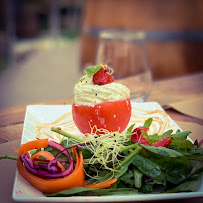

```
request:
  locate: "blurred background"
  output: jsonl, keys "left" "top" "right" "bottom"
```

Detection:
{"left": 0, "top": 0, "right": 203, "bottom": 109}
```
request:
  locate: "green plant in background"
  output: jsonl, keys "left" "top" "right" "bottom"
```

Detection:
{"left": 61, "top": 28, "right": 80, "bottom": 39}
{"left": 0, "top": 59, "right": 6, "bottom": 74}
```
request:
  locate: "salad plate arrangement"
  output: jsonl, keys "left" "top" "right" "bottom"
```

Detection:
{"left": 11, "top": 102, "right": 203, "bottom": 202}
{"left": 1, "top": 65, "right": 202, "bottom": 202}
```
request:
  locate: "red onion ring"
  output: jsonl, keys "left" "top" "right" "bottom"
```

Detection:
{"left": 20, "top": 140, "right": 76, "bottom": 179}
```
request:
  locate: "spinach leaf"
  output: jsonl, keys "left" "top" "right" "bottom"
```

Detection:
{"left": 118, "top": 169, "right": 135, "bottom": 187}
{"left": 79, "top": 146, "right": 93, "bottom": 159}
{"left": 134, "top": 168, "right": 143, "bottom": 188}
{"left": 114, "top": 165, "right": 129, "bottom": 179}
{"left": 187, "top": 148, "right": 203, "bottom": 157}
{"left": 164, "top": 156, "right": 191, "bottom": 184}
{"left": 84, "top": 65, "right": 102, "bottom": 74}
{"left": 99, "top": 188, "right": 138, "bottom": 195}
{"left": 140, "top": 145, "right": 191, "bottom": 184}
{"left": 172, "top": 146, "right": 203, "bottom": 159}
{"left": 141, "top": 145, "right": 184, "bottom": 157}
{"left": 147, "top": 154, "right": 191, "bottom": 184}
{"left": 188, "top": 160, "right": 203, "bottom": 177}
{"left": 45, "top": 187, "right": 138, "bottom": 197}
{"left": 140, "top": 182, "right": 155, "bottom": 193}
{"left": 165, "top": 173, "right": 202, "bottom": 193}
{"left": 116, "top": 181, "right": 129, "bottom": 188}
{"left": 132, "top": 155, "right": 165, "bottom": 184}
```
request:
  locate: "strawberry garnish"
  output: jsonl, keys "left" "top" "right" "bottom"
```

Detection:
{"left": 131, "top": 126, "right": 150, "bottom": 145}
{"left": 93, "top": 66, "right": 114, "bottom": 85}
{"left": 151, "top": 137, "right": 172, "bottom": 147}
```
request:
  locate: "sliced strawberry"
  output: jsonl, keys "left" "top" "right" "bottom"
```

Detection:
{"left": 151, "top": 137, "right": 172, "bottom": 147}
{"left": 93, "top": 66, "right": 114, "bottom": 85}
{"left": 131, "top": 126, "right": 150, "bottom": 145}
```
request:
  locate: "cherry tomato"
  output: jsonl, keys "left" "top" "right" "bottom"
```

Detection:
{"left": 72, "top": 98, "right": 131, "bottom": 134}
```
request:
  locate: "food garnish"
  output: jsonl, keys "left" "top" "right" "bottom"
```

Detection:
{"left": 1, "top": 65, "right": 202, "bottom": 197}
{"left": 2, "top": 118, "right": 202, "bottom": 196}
{"left": 72, "top": 64, "right": 131, "bottom": 134}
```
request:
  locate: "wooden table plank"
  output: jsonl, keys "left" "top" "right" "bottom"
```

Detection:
{"left": 148, "top": 72, "right": 203, "bottom": 105}
{"left": 0, "top": 123, "right": 23, "bottom": 142}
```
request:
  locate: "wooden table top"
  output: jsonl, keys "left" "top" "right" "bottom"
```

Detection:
{"left": 0, "top": 72, "right": 203, "bottom": 144}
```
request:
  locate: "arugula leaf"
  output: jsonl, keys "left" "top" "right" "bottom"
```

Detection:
{"left": 29, "top": 148, "right": 41, "bottom": 157}
{"left": 126, "top": 124, "right": 135, "bottom": 138}
{"left": 170, "top": 137, "right": 194, "bottom": 148}
{"left": 161, "top": 130, "right": 173, "bottom": 137}
{"left": 143, "top": 118, "right": 153, "bottom": 128}
{"left": 172, "top": 130, "right": 191, "bottom": 139}
{"left": 146, "top": 130, "right": 172, "bottom": 144}
{"left": 146, "top": 130, "right": 191, "bottom": 144}
{"left": 84, "top": 65, "right": 102, "bottom": 74}
{"left": 145, "top": 133, "right": 160, "bottom": 144}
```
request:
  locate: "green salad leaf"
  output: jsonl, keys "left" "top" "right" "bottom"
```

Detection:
{"left": 133, "top": 168, "right": 143, "bottom": 188}
{"left": 118, "top": 169, "right": 135, "bottom": 187}
{"left": 170, "top": 137, "right": 194, "bottom": 148}
{"left": 172, "top": 130, "right": 191, "bottom": 139}
{"left": 45, "top": 187, "right": 138, "bottom": 197}
{"left": 47, "top": 118, "right": 203, "bottom": 196}
{"left": 84, "top": 65, "right": 103, "bottom": 74}
{"left": 143, "top": 118, "right": 153, "bottom": 128}
{"left": 141, "top": 145, "right": 184, "bottom": 157}
{"left": 132, "top": 155, "right": 165, "bottom": 184}
{"left": 165, "top": 173, "right": 202, "bottom": 193}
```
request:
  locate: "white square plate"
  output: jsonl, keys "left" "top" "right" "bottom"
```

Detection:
{"left": 12, "top": 102, "right": 203, "bottom": 202}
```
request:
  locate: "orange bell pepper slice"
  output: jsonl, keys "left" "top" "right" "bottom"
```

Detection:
{"left": 17, "top": 139, "right": 85, "bottom": 194}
